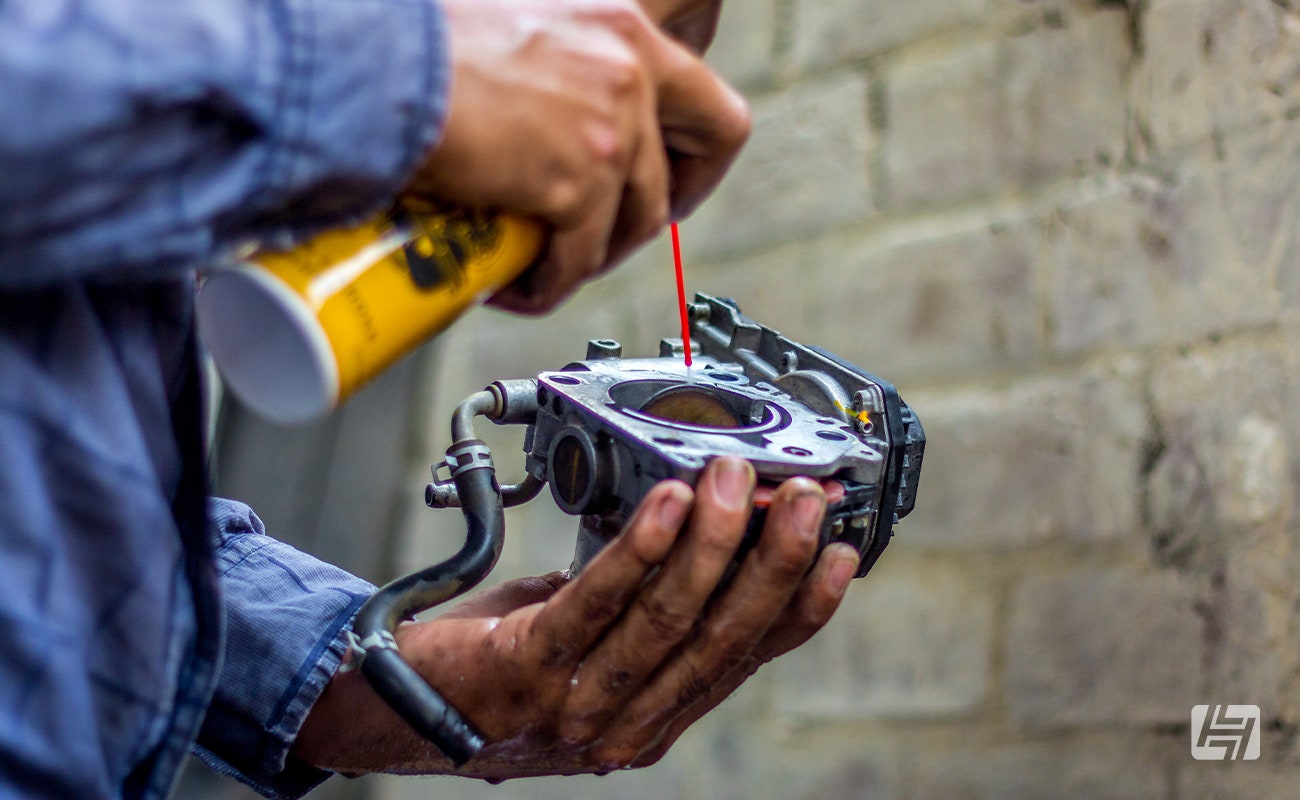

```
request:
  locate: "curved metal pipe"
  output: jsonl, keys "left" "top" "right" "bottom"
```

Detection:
{"left": 501, "top": 472, "right": 546, "bottom": 507}
{"left": 452, "top": 390, "right": 498, "bottom": 441}
{"left": 428, "top": 383, "right": 544, "bottom": 509}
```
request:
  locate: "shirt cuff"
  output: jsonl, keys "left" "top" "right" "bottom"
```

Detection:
{"left": 195, "top": 498, "right": 376, "bottom": 800}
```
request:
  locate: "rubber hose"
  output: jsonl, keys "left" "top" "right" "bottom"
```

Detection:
{"left": 350, "top": 454, "right": 505, "bottom": 766}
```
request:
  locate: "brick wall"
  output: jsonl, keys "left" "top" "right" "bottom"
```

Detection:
{"left": 375, "top": 1, "right": 1300, "bottom": 798}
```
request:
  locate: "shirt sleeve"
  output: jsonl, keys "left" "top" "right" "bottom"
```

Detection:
{"left": 0, "top": 0, "right": 449, "bottom": 289}
{"left": 194, "top": 497, "right": 376, "bottom": 800}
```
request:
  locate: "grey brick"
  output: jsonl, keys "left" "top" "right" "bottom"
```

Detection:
{"left": 771, "top": 555, "right": 994, "bottom": 719}
{"left": 703, "top": 0, "right": 778, "bottom": 90}
{"left": 1212, "top": 119, "right": 1300, "bottom": 310}
{"left": 1286, "top": 319, "right": 1300, "bottom": 531}
{"left": 993, "top": 11, "right": 1131, "bottom": 185}
{"left": 900, "top": 360, "right": 1147, "bottom": 548}
{"left": 1148, "top": 340, "right": 1290, "bottom": 537}
{"left": 880, "top": 40, "right": 1003, "bottom": 208}
{"left": 684, "top": 72, "right": 875, "bottom": 260}
{"left": 881, "top": 10, "right": 1129, "bottom": 210}
{"left": 906, "top": 734, "right": 1177, "bottom": 800}
{"left": 1006, "top": 566, "right": 1204, "bottom": 725}
{"left": 1147, "top": 339, "right": 1294, "bottom": 712}
{"left": 1045, "top": 169, "right": 1282, "bottom": 355}
{"left": 692, "top": 725, "right": 901, "bottom": 800}
{"left": 807, "top": 217, "right": 1044, "bottom": 382}
{"left": 1178, "top": 746, "right": 1300, "bottom": 800}
{"left": 1194, "top": 558, "right": 1294, "bottom": 715}
{"left": 1212, "top": 121, "right": 1300, "bottom": 304}
{"left": 672, "top": 231, "right": 811, "bottom": 340}
{"left": 682, "top": 210, "right": 1046, "bottom": 383}
{"left": 791, "top": 0, "right": 988, "bottom": 70}
{"left": 1137, "top": 0, "right": 1300, "bottom": 154}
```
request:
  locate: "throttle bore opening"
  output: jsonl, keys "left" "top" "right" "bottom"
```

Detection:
{"left": 642, "top": 386, "right": 745, "bottom": 428}
{"left": 608, "top": 379, "right": 786, "bottom": 434}
{"left": 550, "top": 430, "right": 595, "bottom": 510}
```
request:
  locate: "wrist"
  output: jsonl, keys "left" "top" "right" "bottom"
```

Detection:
{"left": 292, "top": 637, "right": 453, "bottom": 776}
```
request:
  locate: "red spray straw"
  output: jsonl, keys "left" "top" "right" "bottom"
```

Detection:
{"left": 671, "top": 222, "right": 693, "bottom": 367}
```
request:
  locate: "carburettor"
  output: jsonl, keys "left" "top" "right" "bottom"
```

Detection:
{"left": 512, "top": 294, "right": 925, "bottom": 577}
{"left": 349, "top": 293, "right": 925, "bottom": 766}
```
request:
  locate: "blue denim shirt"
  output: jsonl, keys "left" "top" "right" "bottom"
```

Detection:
{"left": 0, "top": 1, "right": 448, "bottom": 797}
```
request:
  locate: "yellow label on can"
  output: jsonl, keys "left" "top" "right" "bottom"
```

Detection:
{"left": 250, "top": 206, "right": 544, "bottom": 403}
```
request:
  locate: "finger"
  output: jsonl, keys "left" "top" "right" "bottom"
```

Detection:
{"left": 665, "top": 136, "right": 741, "bottom": 221}
{"left": 639, "top": 0, "right": 723, "bottom": 53}
{"left": 488, "top": 185, "right": 622, "bottom": 313}
{"left": 647, "top": 39, "right": 750, "bottom": 217}
{"left": 527, "top": 481, "right": 693, "bottom": 667}
{"left": 487, "top": 166, "right": 623, "bottom": 314}
{"left": 748, "top": 541, "right": 860, "bottom": 661}
{"left": 561, "top": 457, "right": 753, "bottom": 735}
{"left": 629, "top": 542, "right": 860, "bottom": 768}
{"left": 639, "top": 0, "right": 711, "bottom": 25}
{"left": 488, "top": 87, "right": 640, "bottom": 313}
{"left": 604, "top": 478, "right": 824, "bottom": 748}
{"left": 603, "top": 79, "right": 671, "bottom": 270}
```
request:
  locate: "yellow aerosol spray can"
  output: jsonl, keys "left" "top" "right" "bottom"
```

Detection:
{"left": 197, "top": 200, "right": 544, "bottom": 424}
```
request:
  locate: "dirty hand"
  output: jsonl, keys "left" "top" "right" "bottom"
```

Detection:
{"left": 293, "top": 456, "right": 860, "bottom": 779}
{"left": 406, "top": 0, "right": 749, "bottom": 314}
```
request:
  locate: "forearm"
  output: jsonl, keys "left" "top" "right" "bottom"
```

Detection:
{"left": 0, "top": 0, "right": 448, "bottom": 288}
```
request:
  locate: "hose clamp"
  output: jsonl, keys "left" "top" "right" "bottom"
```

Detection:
{"left": 338, "top": 629, "right": 399, "bottom": 672}
{"left": 445, "top": 441, "right": 495, "bottom": 478}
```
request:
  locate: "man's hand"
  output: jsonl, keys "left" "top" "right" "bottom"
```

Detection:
{"left": 406, "top": 0, "right": 749, "bottom": 314}
{"left": 641, "top": 0, "right": 723, "bottom": 53}
{"left": 293, "top": 456, "right": 860, "bottom": 778}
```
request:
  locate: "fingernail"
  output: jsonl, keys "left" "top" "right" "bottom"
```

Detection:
{"left": 659, "top": 483, "right": 692, "bottom": 529}
{"left": 713, "top": 457, "right": 753, "bottom": 510}
{"left": 792, "top": 490, "right": 825, "bottom": 540}
{"left": 827, "top": 550, "right": 859, "bottom": 597}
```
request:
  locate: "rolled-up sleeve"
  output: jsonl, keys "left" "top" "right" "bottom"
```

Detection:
{"left": 0, "top": 0, "right": 449, "bottom": 288}
{"left": 195, "top": 498, "right": 376, "bottom": 799}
